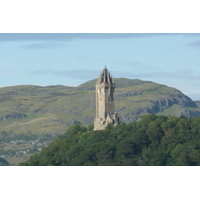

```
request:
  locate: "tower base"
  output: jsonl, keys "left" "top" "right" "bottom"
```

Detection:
{"left": 93, "top": 113, "right": 120, "bottom": 131}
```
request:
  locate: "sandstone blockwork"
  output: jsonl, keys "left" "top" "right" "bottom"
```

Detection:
{"left": 94, "top": 67, "right": 120, "bottom": 130}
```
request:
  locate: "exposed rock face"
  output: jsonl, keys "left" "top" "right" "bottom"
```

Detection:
{"left": 0, "top": 113, "right": 27, "bottom": 122}
{"left": 1, "top": 78, "right": 200, "bottom": 165}
{"left": 113, "top": 84, "right": 200, "bottom": 123}
{"left": 78, "top": 78, "right": 200, "bottom": 124}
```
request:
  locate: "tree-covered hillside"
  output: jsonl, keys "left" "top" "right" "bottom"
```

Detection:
{"left": 1, "top": 78, "right": 200, "bottom": 165}
{"left": 19, "top": 114, "right": 200, "bottom": 166}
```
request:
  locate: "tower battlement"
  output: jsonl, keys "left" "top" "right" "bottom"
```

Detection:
{"left": 94, "top": 66, "right": 120, "bottom": 130}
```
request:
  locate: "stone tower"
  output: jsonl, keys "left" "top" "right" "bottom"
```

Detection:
{"left": 94, "top": 66, "right": 120, "bottom": 130}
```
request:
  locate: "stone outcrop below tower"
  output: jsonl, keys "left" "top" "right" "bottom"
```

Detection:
{"left": 94, "top": 67, "right": 120, "bottom": 130}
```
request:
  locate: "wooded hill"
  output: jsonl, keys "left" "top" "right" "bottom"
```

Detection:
{"left": 1, "top": 78, "right": 200, "bottom": 165}
{"left": 18, "top": 114, "right": 200, "bottom": 166}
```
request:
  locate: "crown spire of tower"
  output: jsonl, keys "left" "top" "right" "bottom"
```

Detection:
{"left": 98, "top": 66, "right": 113, "bottom": 84}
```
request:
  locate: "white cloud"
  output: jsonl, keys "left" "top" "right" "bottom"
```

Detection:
{"left": 31, "top": 68, "right": 200, "bottom": 83}
{"left": 186, "top": 39, "right": 200, "bottom": 48}
{"left": 20, "top": 42, "right": 67, "bottom": 49}
{"left": 31, "top": 69, "right": 100, "bottom": 80}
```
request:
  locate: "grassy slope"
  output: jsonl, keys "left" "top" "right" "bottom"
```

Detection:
{"left": 0, "top": 78, "right": 200, "bottom": 165}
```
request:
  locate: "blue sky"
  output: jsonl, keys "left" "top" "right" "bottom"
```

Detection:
{"left": 1, "top": 33, "right": 200, "bottom": 100}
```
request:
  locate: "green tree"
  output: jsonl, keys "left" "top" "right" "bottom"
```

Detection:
{"left": 18, "top": 115, "right": 200, "bottom": 166}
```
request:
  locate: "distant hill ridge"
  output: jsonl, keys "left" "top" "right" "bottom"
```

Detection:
{"left": 78, "top": 78, "right": 155, "bottom": 88}
{"left": 0, "top": 78, "right": 200, "bottom": 165}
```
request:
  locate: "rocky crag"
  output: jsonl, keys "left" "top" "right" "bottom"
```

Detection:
{"left": 0, "top": 78, "right": 200, "bottom": 165}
